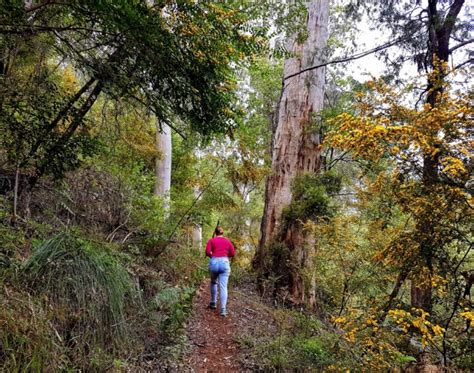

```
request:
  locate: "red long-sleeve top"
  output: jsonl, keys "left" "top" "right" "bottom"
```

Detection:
{"left": 205, "top": 236, "right": 235, "bottom": 258}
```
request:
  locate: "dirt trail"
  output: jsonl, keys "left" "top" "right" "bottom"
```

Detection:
{"left": 185, "top": 278, "right": 277, "bottom": 372}
{"left": 185, "top": 280, "right": 243, "bottom": 372}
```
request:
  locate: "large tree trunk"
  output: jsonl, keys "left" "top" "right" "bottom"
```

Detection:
{"left": 278, "top": 220, "right": 318, "bottom": 307}
{"left": 254, "top": 0, "right": 329, "bottom": 307}
{"left": 155, "top": 121, "right": 172, "bottom": 211}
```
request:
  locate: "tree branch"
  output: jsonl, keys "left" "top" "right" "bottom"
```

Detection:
{"left": 20, "top": 77, "right": 96, "bottom": 168}
{"left": 453, "top": 57, "right": 473, "bottom": 71}
{"left": 24, "top": 1, "right": 72, "bottom": 14}
{"left": 326, "top": 150, "right": 351, "bottom": 170}
{"left": 443, "top": 0, "right": 465, "bottom": 38}
{"left": 283, "top": 37, "right": 408, "bottom": 81}
{"left": 0, "top": 24, "right": 113, "bottom": 36}
{"left": 28, "top": 80, "right": 104, "bottom": 189}
{"left": 127, "top": 94, "right": 187, "bottom": 140}
{"left": 377, "top": 266, "right": 411, "bottom": 324}
{"left": 24, "top": 0, "right": 54, "bottom": 13}
{"left": 449, "top": 38, "right": 474, "bottom": 53}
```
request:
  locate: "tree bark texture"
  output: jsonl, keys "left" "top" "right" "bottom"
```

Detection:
{"left": 258, "top": 0, "right": 328, "bottom": 250}
{"left": 155, "top": 121, "right": 172, "bottom": 211}
{"left": 280, "top": 220, "right": 318, "bottom": 307}
{"left": 255, "top": 0, "right": 329, "bottom": 307}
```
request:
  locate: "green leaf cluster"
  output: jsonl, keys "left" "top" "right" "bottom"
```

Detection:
{"left": 282, "top": 171, "right": 342, "bottom": 224}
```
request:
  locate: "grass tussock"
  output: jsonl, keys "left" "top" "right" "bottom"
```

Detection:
{"left": 21, "top": 232, "right": 138, "bottom": 353}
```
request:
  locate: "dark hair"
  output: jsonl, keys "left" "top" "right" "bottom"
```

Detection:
{"left": 214, "top": 226, "right": 224, "bottom": 236}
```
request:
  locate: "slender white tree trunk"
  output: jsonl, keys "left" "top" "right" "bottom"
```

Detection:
{"left": 192, "top": 149, "right": 202, "bottom": 248}
{"left": 155, "top": 121, "right": 172, "bottom": 211}
{"left": 255, "top": 0, "right": 329, "bottom": 307}
{"left": 192, "top": 185, "right": 203, "bottom": 249}
{"left": 12, "top": 165, "right": 20, "bottom": 223}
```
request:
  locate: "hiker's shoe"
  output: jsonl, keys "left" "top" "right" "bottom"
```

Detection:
{"left": 220, "top": 308, "right": 227, "bottom": 317}
{"left": 209, "top": 302, "right": 217, "bottom": 309}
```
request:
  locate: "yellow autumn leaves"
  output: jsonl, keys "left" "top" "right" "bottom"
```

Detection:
{"left": 324, "top": 64, "right": 472, "bottom": 368}
{"left": 388, "top": 308, "right": 445, "bottom": 348}
{"left": 327, "top": 69, "right": 473, "bottom": 183}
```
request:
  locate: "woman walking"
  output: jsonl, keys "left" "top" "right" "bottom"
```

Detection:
{"left": 205, "top": 226, "right": 235, "bottom": 316}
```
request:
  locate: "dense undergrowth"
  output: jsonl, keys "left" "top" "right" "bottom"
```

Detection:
{"left": 2, "top": 161, "right": 471, "bottom": 371}
{"left": 0, "top": 171, "right": 207, "bottom": 371}
{"left": 0, "top": 227, "right": 205, "bottom": 371}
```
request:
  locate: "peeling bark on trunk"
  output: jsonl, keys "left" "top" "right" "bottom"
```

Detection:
{"left": 155, "top": 121, "right": 172, "bottom": 212}
{"left": 254, "top": 0, "right": 329, "bottom": 307}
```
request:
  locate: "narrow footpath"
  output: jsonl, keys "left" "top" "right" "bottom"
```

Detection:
{"left": 185, "top": 279, "right": 276, "bottom": 372}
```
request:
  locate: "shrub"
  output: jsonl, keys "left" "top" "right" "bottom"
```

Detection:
{"left": 151, "top": 284, "right": 195, "bottom": 339}
{"left": 282, "top": 171, "right": 342, "bottom": 224}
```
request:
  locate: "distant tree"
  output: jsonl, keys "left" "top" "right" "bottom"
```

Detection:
{"left": 155, "top": 122, "right": 172, "bottom": 212}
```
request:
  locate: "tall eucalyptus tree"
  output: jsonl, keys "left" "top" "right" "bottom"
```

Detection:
{"left": 254, "top": 0, "right": 330, "bottom": 307}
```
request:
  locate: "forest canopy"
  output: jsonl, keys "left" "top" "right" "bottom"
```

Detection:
{"left": 0, "top": 0, "right": 472, "bottom": 371}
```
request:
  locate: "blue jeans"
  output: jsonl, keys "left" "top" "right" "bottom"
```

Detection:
{"left": 208, "top": 257, "right": 231, "bottom": 311}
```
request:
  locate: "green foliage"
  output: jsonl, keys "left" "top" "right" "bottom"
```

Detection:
{"left": 132, "top": 244, "right": 206, "bottom": 368}
{"left": 151, "top": 284, "right": 195, "bottom": 340}
{"left": 21, "top": 232, "right": 137, "bottom": 351}
{"left": 293, "top": 337, "right": 331, "bottom": 366}
{"left": 0, "top": 0, "right": 470, "bottom": 371}
{"left": 0, "top": 62, "right": 100, "bottom": 180}
{"left": 2, "top": 0, "right": 264, "bottom": 135}
{"left": 0, "top": 0, "right": 268, "bottom": 190}
{"left": 393, "top": 353, "right": 417, "bottom": 365}
{"left": 282, "top": 171, "right": 342, "bottom": 224}
{"left": 0, "top": 221, "right": 26, "bottom": 270}
{"left": 237, "top": 309, "right": 341, "bottom": 371}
